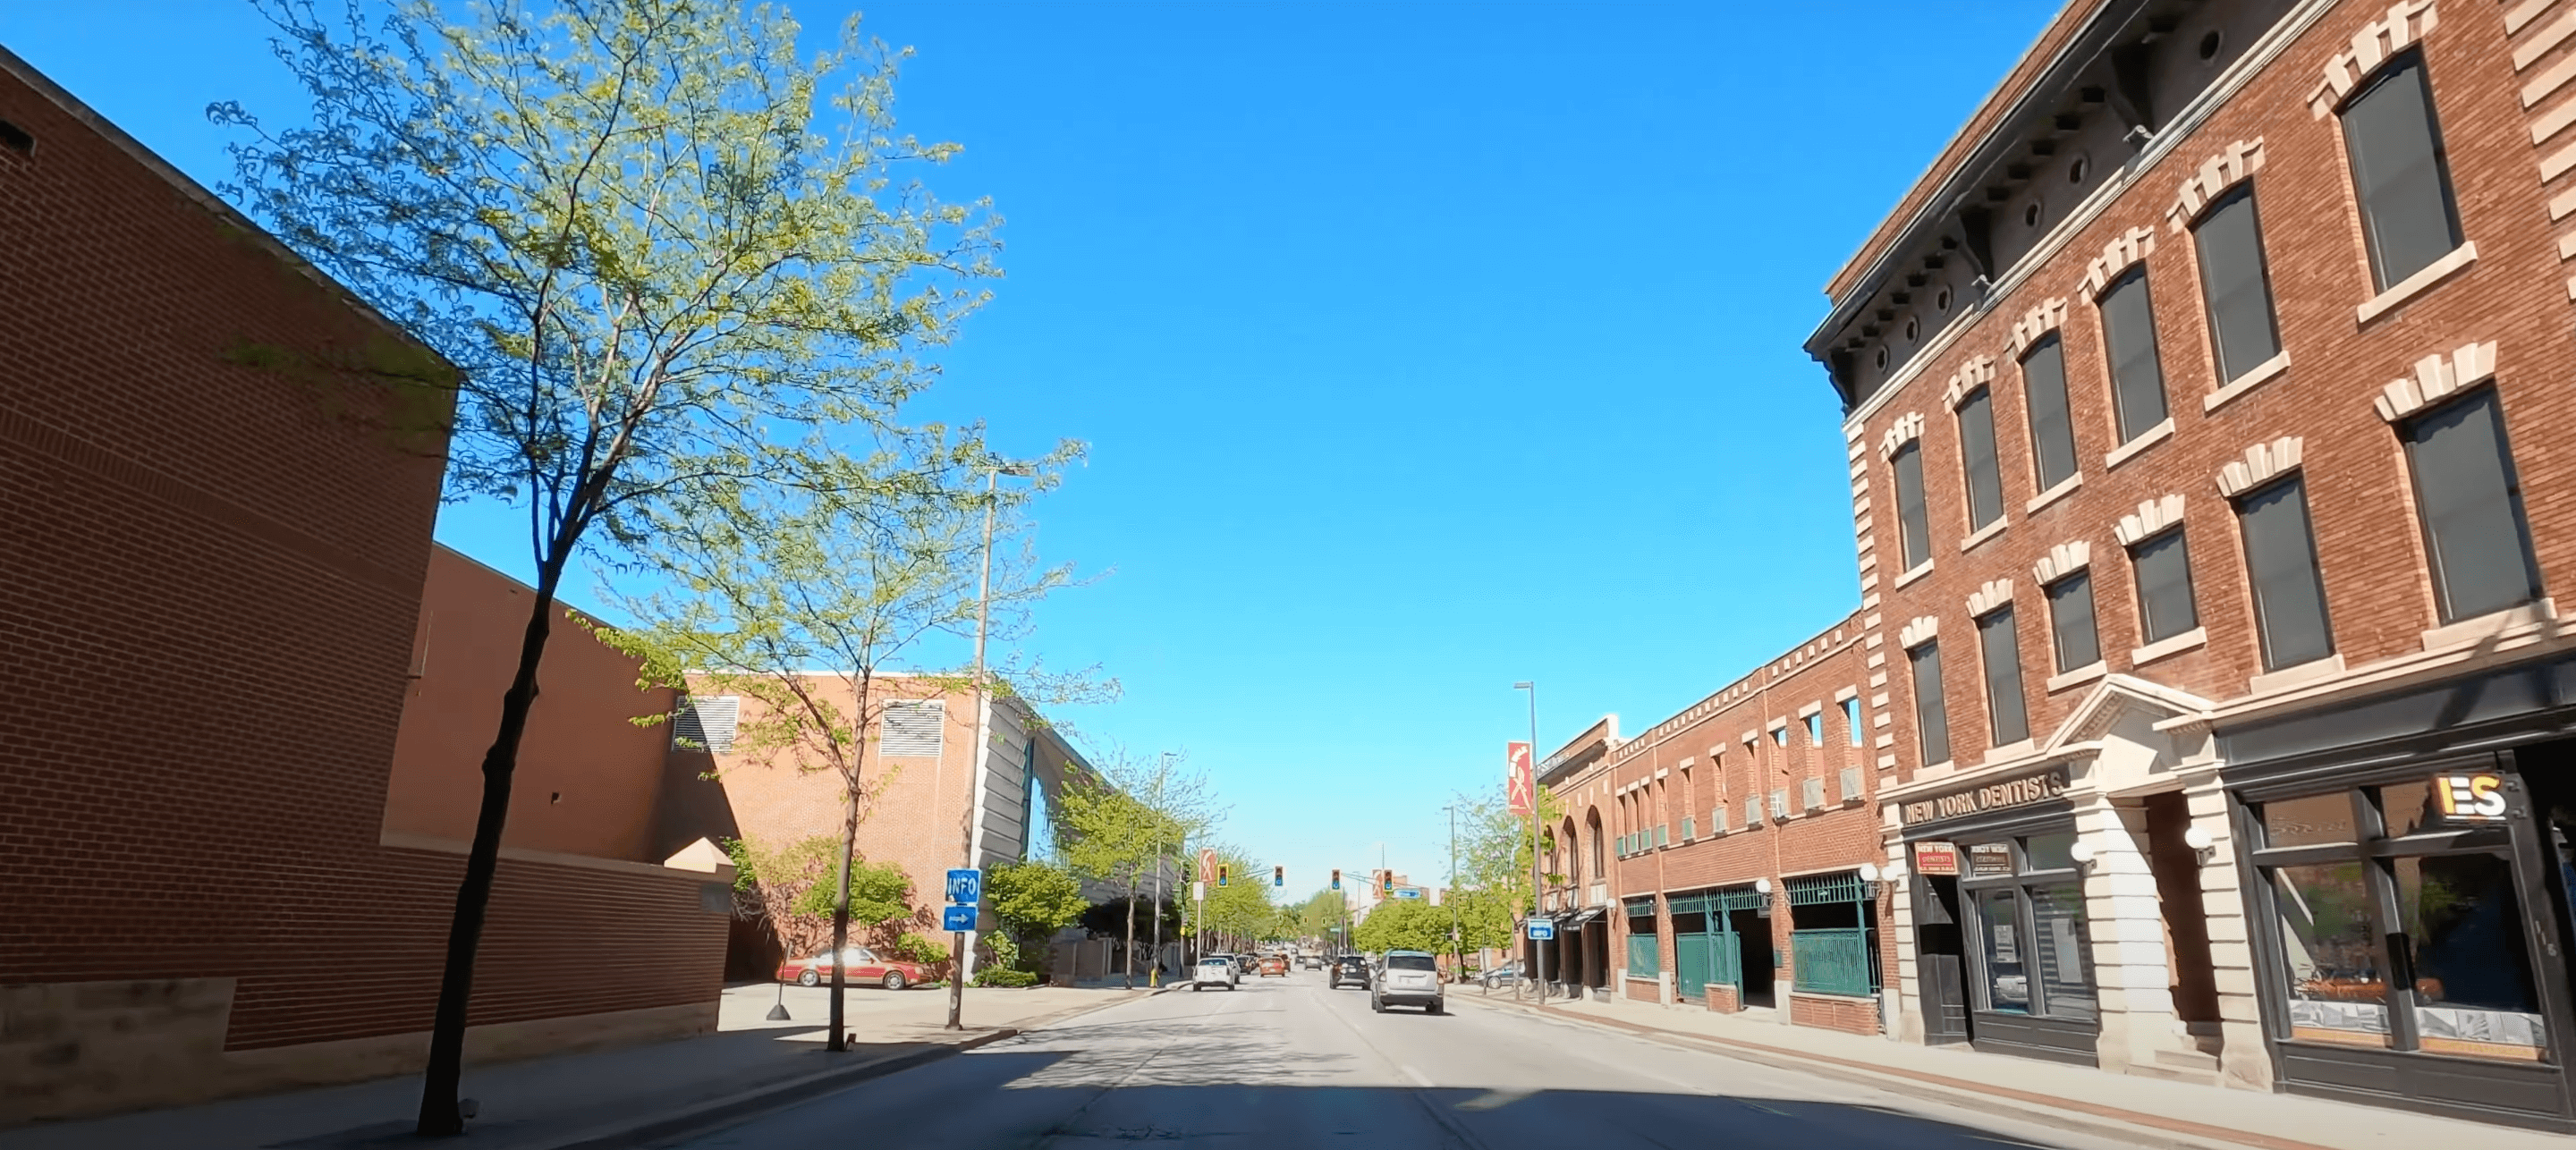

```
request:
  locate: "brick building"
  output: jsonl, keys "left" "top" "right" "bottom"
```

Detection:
{"left": 1808, "top": 0, "right": 2576, "bottom": 1130}
{"left": 665, "top": 674, "right": 1097, "bottom": 977}
{"left": 1530, "top": 616, "right": 1898, "bottom": 1036}
{"left": 0, "top": 50, "right": 729, "bottom": 1126}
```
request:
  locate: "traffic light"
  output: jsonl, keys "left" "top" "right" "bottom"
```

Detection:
{"left": 1216, "top": 864, "right": 1228, "bottom": 887}
{"left": 1330, "top": 868, "right": 1341, "bottom": 890}
{"left": 1380, "top": 870, "right": 1394, "bottom": 895}
{"left": 1273, "top": 865, "right": 1284, "bottom": 887}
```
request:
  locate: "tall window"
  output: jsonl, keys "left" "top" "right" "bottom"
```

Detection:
{"left": 2340, "top": 52, "right": 2462, "bottom": 291}
{"left": 2022, "top": 336, "right": 2079, "bottom": 491}
{"left": 2235, "top": 476, "right": 2334, "bottom": 669}
{"left": 1958, "top": 387, "right": 2005, "bottom": 529}
{"left": 1977, "top": 606, "right": 2030, "bottom": 746}
{"left": 1843, "top": 696, "right": 1864, "bottom": 746}
{"left": 1893, "top": 440, "right": 1933, "bottom": 570}
{"left": 2192, "top": 185, "right": 2282, "bottom": 380}
{"left": 2045, "top": 571, "right": 2100, "bottom": 672}
{"left": 1804, "top": 713, "right": 1823, "bottom": 746}
{"left": 1910, "top": 641, "right": 1952, "bottom": 765}
{"left": 2098, "top": 267, "right": 2169, "bottom": 443}
{"left": 2130, "top": 528, "right": 2200, "bottom": 643}
{"left": 2403, "top": 390, "right": 2541, "bottom": 622}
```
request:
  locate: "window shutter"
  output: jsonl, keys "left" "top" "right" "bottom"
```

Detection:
{"left": 1838, "top": 766, "right": 1862, "bottom": 804}
{"left": 672, "top": 696, "right": 738, "bottom": 754}
{"left": 1710, "top": 806, "right": 1729, "bottom": 835}
{"left": 879, "top": 699, "right": 946, "bottom": 757}
{"left": 2097, "top": 269, "right": 2168, "bottom": 442}
{"left": 2021, "top": 338, "right": 2079, "bottom": 491}
{"left": 2237, "top": 476, "right": 2335, "bottom": 669}
{"left": 1744, "top": 796, "right": 1763, "bottom": 828}
{"left": 1801, "top": 777, "right": 1825, "bottom": 811}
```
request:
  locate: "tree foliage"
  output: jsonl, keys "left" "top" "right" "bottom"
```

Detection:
{"left": 1351, "top": 899, "right": 1453, "bottom": 955}
{"left": 722, "top": 835, "right": 911, "bottom": 959}
{"left": 986, "top": 859, "right": 1086, "bottom": 973}
{"left": 1452, "top": 786, "right": 1567, "bottom": 917}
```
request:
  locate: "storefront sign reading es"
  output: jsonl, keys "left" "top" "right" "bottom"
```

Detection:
{"left": 2436, "top": 773, "right": 2507, "bottom": 821}
{"left": 1901, "top": 766, "right": 2071, "bottom": 826}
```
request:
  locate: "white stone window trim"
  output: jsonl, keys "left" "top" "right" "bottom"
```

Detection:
{"left": 1966, "top": 578, "right": 2014, "bottom": 619}
{"left": 2355, "top": 241, "right": 2478, "bottom": 326}
{"left": 2204, "top": 350, "right": 2292, "bottom": 414}
{"left": 1899, "top": 616, "right": 1939, "bottom": 648}
{"left": 2004, "top": 298, "right": 2072, "bottom": 360}
{"left": 2249, "top": 652, "right": 2348, "bottom": 696}
{"left": 2026, "top": 471, "right": 2085, "bottom": 515}
{"left": 1833, "top": 685, "right": 1860, "bottom": 703}
{"left": 2033, "top": 539, "right": 2092, "bottom": 585}
{"left": 2374, "top": 340, "right": 2497, "bottom": 422}
{"left": 2045, "top": 661, "right": 2109, "bottom": 693}
{"left": 1959, "top": 517, "right": 2009, "bottom": 554}
{"left": 2216, "top": 436, "right": 2306, "bottom": 499}
{"left": 2165, "top": 138, "right": 2268, "bottom": 232}
{"left": 1879, "top": 410, "right": 1928, "bottom": 460}
{"left": 2306, "top": 0, "right": 2440, "bottom": 120}
{"left": 1944, "top": 357, "right": 1997, "bottom": 411}
{"left": 2075, "top": 226, "right": 2160, "bottom": 300}
{"left": 1798, "top": 700, "right": 1825, "bottom": 718}
{"left": 1980, "top": 738, "right": 2039, "bottom": 766}
{"left": 2114, "top": 495, "right": 2188, "bottom": 547}
{"left": 1894, "top": 558, "right": 1937, "bottom": 590}
{"left": 2104, "top": 418, "right": 2176, "bottom": 471}
{"left": 2131, "top": 625, "right": 2210, "bottom": 667}
{"left": 2421, "top": 597, "right": 2558, "bottom": 653}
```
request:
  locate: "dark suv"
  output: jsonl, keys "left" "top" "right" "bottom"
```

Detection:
{"left": 1327, "top": 954, "right": 1370, "bottom": 990}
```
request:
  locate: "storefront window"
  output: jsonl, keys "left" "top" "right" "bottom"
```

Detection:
{"left": 2029, "top": 881, "right": 2097, "bottom": 1022}
{"left": 2024, "top": 832, "right": 2078, "bottom": 872}
{"left": 1976, "top": 888, "right": 2030, "bottom": 1014}
{"left": 2267, "top": 863, "right": 2389, "bottom": 1047}
{"left": 2261, "top": 792, "right": 2355, "bottom": 847}
{"left": 2395, "top": 853, "right": 2549, "bottom": 1061}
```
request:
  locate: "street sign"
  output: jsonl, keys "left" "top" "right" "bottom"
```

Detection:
{"left": 941, "top": 904, "right": 977, "bottom": 932}
{"left": 945, "top": 868, "right": 984, "bottom": 906}
{"left": 1526, "top": 918, "right": 1555, "bottom": 941}
{"left": 1506, "top": 742, "right": 1535, "bottom": 816}
{"left": 1394, "top": 887, "right": 1423, "bottom": 901}
{"left": 1913, "top": 841, "right": 1959, "bottom": 876}
{"left": 1193, "top": 881, "right": 1206, "bottom": 902}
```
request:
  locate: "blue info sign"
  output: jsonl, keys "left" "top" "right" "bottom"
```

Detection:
{"left": 942, "top": 904, "right": 978, "bottom": 933}
{"left": 1526, "top": 918, "right": 1555, "bottom": 942}
{"left": 945, "top": 868, "right": 983, "bottom": 907}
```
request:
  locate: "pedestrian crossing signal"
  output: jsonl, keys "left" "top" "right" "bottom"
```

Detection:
{"left": 1217, "top": 865, "right": 1228, "bottom": 887}
{"left": 1330, "top": 868, "right": 1341, "bottom": 890}
{"left": 1273, "top": 866, "right": 1284, "bottom": 887}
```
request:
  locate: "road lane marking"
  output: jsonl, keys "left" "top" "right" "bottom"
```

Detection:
{"left": 1401, "top": 1065, "right": 1432, "bottom": 1087}
{"left": 1453, "top": 1088, "right": 1535, "bottom": 1112}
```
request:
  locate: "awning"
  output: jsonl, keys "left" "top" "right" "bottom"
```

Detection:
{"left": 1563, "top": 906, "right": 1607, "bottom": 930}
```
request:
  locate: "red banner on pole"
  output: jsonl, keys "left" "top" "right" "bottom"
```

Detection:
{"left": 1198, "top": 848, "right": 1217, "bottom": 884}
{"left": 1505, "top": 741, "right": 1535, "bottom": 816}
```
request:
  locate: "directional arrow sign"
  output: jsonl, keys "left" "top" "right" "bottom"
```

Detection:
{"left": 1526, "top": 918, "right": 1555, "bottom": 941}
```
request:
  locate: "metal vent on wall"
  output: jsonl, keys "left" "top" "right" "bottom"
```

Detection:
{"left": 672, "top": 696, "right": 739, "bottom": 753}
{"left": 880, "top": 700, "right": 946, "bottom": 757}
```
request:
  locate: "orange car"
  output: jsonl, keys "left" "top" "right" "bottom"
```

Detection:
{"left": 1258, "top": 955, "right": 1289, "bottom": 977}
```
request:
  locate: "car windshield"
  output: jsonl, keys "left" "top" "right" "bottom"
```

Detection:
{"left": 1386, "top": 956, "right": 1436, "bottom": 971}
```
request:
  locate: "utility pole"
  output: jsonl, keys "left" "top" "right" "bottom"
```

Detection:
{"left": 1151, "top": 755, "right": 1168, "bottom": 986}
{"left": 1515, "top": 681, "right": 1546, "bottom": 1003}
{"left": 1447, "top": 803, "right": 1462, "bottom": 983}
{"left": 950, "top": 466, "right": 1001, "bottom": 1032}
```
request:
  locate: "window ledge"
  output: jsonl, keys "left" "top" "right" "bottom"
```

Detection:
{"left": 1893, "top": 559, "right": 1936, "bottom": 589}
{"left": 2045, "top": 661, "right": 2109, "bottom": 693}
{"left": 2356, "top": 241, "right": 2478, "bottom": 326}
{"left": 2131, "top": 625, "right": 2209, "bottom": 667}
{"left": 2204, "top": 350, "right": 2291, "bottom": 414}
{"left": 2103, "top": 418, "right": 2176, "bottom": 471}
{"left": 1980, "top": 738, "right": 2038, "bottom": 765}
{"left": 2422, "top": 597, "right": 2558, "bottom": 653}
{"left": 2248, "top": 652, "right": 2346, "bottom": 696}
{"left": 2025, "top": 472, "right": 2084, "bottom": 515}
{"left": 1958, "top": 518, "right": 2008, "bottom": 554}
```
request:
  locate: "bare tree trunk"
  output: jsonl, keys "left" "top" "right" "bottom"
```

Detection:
{"left": 417, "top": 561, "right": 563, "bottom": 1136}
{"left": 830, "top": 670, "right": 875, "bottom": 1053}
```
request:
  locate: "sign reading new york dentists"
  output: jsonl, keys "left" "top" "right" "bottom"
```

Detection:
{"left": 1900, "top": 765, "right": 2071, "bottom": 827}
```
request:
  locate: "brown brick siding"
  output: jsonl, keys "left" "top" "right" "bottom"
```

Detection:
{"left": 1790, "top": 993, "right": 1882, "bottom": 1036}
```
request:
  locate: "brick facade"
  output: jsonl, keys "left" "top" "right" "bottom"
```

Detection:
{"left": 0, "top": 53, "right": 726, "bottom": 1124}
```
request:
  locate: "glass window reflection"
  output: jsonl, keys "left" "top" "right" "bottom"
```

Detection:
{"left": 1977, "top": 888, "right": 2030, "bottom": 1015}
{"left": 2262, "top": 793, "right": 2356, "bottom": 848}
{"left": 2268, "top": 863, "right": 2389, "bottom": 1047}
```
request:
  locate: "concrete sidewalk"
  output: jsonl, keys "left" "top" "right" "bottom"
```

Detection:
{"left": 0, "top": 984, "right": 1146, "bottom": 1150}
{"left": 1453, "top": 987, "right": 2576, "bottom": 1150}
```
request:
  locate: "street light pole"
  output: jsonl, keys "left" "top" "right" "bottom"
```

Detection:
{"left": 1447, "top": 803, "right": 1462, "bottom": 983}
{"left": 950, "top": 466, "right": 1001, "bottom": 1032}
{"left": 1151, "top": 756, "right": 1167, "bottom": 986}
{"left": 1515, "top": 681, "right": 1545, "bottom": 1004}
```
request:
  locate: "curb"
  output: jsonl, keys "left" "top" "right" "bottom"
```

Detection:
{"left": 1449, "top": 994, "right": 2331, "bottom": 1150}
{"left": 545, "top": 990, "right": 1152, "bottom": 1150}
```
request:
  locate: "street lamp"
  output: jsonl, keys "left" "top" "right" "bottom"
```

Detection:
{"left": 953, "top": 461, "right": 1032, "bottom": 1032}
{"left": 1513, "top": 681, "right": 1550, "bottom": 1003}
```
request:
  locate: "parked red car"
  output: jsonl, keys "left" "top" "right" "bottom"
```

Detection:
{"left": 776, "top": 947, "right": 929, "bottom": 991}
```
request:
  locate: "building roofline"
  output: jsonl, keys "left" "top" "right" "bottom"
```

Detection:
{"left": 0, "top": 44, "right": 436, "bottom": 359}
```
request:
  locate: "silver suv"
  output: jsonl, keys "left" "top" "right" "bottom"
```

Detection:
{"left": 1370, "top": 951, "right": 1444, "bottom": 1014}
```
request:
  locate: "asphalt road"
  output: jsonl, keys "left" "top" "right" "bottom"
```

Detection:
{"left": 664, "top": 967, "right": 2144, "bottom": 1149}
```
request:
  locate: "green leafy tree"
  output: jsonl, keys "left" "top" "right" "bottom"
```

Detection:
{"left": 720, "top": 835, "right": 912, "bottom": 965}
{"left": 1453, "top": 787, "right": 1567, "bottom": 917}
{"left": 1352, "top": 898, "right": 1454, "bottom": 955}
{"left": 986, "top": 859, "right": 1086, "bottom": 975}
{"left": 215, "top": 1, "right": 998, "bottom": 1131}
{"left": 1056, "top": 751, "right": 1216, "bottom": 985}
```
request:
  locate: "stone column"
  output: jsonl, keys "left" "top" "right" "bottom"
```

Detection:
{"left": 2185, "top": 773, "right": 2273, "bottom": 1090}
{"left": 2077, "top": 791, "right": 2183, "bottom": 1075}
{"left": 1885, "top": 829, "right": 1926, "bottom": 1044}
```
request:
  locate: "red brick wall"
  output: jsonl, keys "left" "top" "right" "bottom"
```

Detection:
{"left": 1792, "top": 993, "right": 1882, "bottom": 1036}
{"left": 1853, "top": 2, "right": 2576, "bottom": 768}
{"left": 0, "top": 60, "right": 724, "bottom": 1054}
{"left": 1707, "top": 983, "right": 1741, "bottom": 1012}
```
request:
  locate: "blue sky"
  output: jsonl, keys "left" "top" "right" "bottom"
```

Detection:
{"left": 5, "top": 1, "right": 2055, "bottom": 903}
